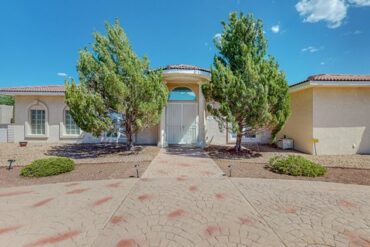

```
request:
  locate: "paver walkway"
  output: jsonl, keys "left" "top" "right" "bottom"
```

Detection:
{"left": 1, "top": 147, "right": 370, "bottom": 247}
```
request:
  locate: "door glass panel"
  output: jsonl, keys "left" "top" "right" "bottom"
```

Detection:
{"left": 169, "top": 87, "right": 196, "bottom": 101}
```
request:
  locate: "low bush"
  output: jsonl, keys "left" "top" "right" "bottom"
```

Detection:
{"left": 20, "top": 157, "right": 75, "bottom": 177}
{"left": 269, "top": 155, "right": 326, "bottom": 177}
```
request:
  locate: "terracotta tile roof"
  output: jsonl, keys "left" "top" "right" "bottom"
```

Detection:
{"left": 291, "top": 74, "right": 370, "bottom": 87}
{"left": 162, "top": 64, "right": 210, "bottom": 73}
{"left": 307, "top": 74, "right": 370, "bottom": 81}
{"left": 0, "top": 85, "right": 65, "bottom": 93}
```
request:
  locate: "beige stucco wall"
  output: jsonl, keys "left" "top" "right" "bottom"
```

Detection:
{"left": 313, "top": 87, "right": 370, "bottom": 154}
{"left": 136, "top": 125, "right": 158, "bottom": 144}
{"left": 11, "top": 95, "right": 158, "bottom": 144}
{"left": 205, "top": 116, "right": 227, "bottom": 145}
{"left": 14, "top": 95, "right": 67, "bottom": 142}
{"left": 278, "top": 88, "right": 313, "bottom": 154}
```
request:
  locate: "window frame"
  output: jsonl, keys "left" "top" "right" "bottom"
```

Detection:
{"left": 30, "top": 109, "right": 46, "bottom": 135}
{"left": 60, "top": 106, "right": 82, "bottom": 139}
{"left": 64, "top": 110, "right": 81, "bottom": 136}
{"left": 26, "top": 100, "right": 49, "bottom": 139}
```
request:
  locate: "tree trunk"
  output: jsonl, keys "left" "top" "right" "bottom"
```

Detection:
{"left": 126, "top": 132, "right": 133, "bottom": 151}
{"left": 125, "top": 122, "right": 134, "bottom": 151}
{"left": 235, "top": 133, "right": 243, "bottom": 153}
{"left": 234, "top": 120, "right": 244, "bottom": 153}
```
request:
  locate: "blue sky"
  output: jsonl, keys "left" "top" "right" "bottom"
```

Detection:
{"left": 0, "top": 0, "right": 369, "bottom": 87}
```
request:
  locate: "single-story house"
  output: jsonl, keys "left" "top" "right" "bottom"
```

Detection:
{"left": 278, "top": 74, "right": 370, "bottom": 155}
{"left": 0, "top": 64, "right": 270, "bottom": 146}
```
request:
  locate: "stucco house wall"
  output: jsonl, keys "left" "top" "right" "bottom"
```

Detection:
{"left": 12, "top": 95, "right": 157, "bottom": 144}
{"left": 13, "top": 95, "right": 87, "bottom": 143}
{"left": 205, "top": 116, "right": 227, "bottom": 145}
{"left": 279, "top": 74, "right": 370, "bottom": 155}
{"left": 313, "top": 87, "right": 370, "bottom": 154}
{"left": 136, "top": 125, "right": 158, "bottom": 144}
{"left": 278, "top": 88, "right": 313, "bottom": 154}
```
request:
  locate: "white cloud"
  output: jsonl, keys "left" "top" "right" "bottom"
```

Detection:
{"left": 344, "top": 30, "right": 363, "bottom": 35}
{"left": 271, "top": 25, "right": 280, "bottom": 33}
{"left": 302, "top": 46, "right": 321, "bottom": 53}
{"left": 320, "top": 61, "right": 325, "bottom": 65}
{"left": 296, "top": 0, "right": 347, "bottom": 28}
{"left": 296, "top": 0, "right": 370, "bottom": 28}
{"left": 57, "top": 72, "right": 68, "bottom": 77}
{"left": 213, "top": 33, "right": 222, "bottom": 46}
{"left": 349, "top": 0, "right": 370, "bottom": 6}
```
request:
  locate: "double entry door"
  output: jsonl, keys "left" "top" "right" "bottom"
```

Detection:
{"left": 166, "top": 102, "right": 198, "bottom": 145}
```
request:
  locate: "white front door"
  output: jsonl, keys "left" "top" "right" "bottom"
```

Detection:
{"left": 166, "top": 103, "right": 198, "bottom": 145}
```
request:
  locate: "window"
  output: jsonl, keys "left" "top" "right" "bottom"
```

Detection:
{"left": 169, "top": 87, "right": 196, "bottom": 101}
{"left": 65, "top": 110, "right": 80, "bottom": 135}
{"left": 31, "top": 110, "right": 45, "bottom": 135}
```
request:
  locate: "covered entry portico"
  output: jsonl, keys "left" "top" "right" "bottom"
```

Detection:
{"left": 158, "top": 65, "right": 210, "bottom": 148}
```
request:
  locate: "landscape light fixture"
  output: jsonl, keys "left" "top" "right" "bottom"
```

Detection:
{"left": 7, "top": 159, "right": 15, "bottom": 170}
{"left": 228, "top": 165, "right": 232, "bottom": 177}
{"left": 135, "top": 164, "right": 140, "bottom": 178}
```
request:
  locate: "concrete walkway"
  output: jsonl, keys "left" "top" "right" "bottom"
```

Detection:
{"left": 1, "top": 147, "right": 370, "bottom": 247}
{"left": 141, "top": 146, "right": 225, "bottom": 178}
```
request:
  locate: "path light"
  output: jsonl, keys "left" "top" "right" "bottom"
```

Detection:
{"left": 228, "top": 165, "right": 232, "bottom": 177}
{"left": 7, "top": 159, "right": 15, "bottom": 170}
{"left": 135, "top": 164, "right": 140, "bottom": 178}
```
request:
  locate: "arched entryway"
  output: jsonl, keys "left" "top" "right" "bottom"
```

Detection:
{"left": 166, "top": 87, "right": 198, "bottom": 145}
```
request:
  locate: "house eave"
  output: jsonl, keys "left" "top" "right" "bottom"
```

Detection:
{"left": 289, "top": 80, "right": 370, "bottom": 93}
{"left": 0, "top": 91, "right": 65, "bottom": 96}
{"left": 163, "top": 69, "right": 211, "bottom": 82}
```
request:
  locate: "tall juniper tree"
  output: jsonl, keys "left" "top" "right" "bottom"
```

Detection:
{"left": 65, "top": 20, "right": 168, "bottom": 150}
{"left": 202, "top": 12, "right": 290, "bottom": 152}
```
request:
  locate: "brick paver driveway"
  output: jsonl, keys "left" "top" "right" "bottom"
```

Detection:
{"left": 1, "top": 147, "right": 370, "bottom": 247}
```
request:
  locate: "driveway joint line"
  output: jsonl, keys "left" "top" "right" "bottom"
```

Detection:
{"left": 228, "top": 177, "right": 289, "bottom": 247}
{"left": 90, "top": 178, "right": 140, "bottom": 246}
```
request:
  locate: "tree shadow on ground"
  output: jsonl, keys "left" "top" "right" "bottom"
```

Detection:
{"left": 165, "top": 145, "right": 210, "bottom": 159}
{"left": 205, "top": 144, "right": 296, "bottom": 160}
{"left": 46, "top": 144, "right": 142, "bottom": 160}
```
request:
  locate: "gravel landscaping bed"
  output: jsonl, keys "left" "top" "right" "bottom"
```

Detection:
{"left": 0, "top": 144, "right": 159, "bottom": 187}
{"left": 0, "top": 161, "right": 150, "bottom": 188}
{"left": 206, "top": 145, "right": 370, "bottom": 186}
{"left": 0, "top": 143, "right": 159, "bottom": 167}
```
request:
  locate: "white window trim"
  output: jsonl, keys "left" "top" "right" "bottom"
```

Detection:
{"left": 25, "top": 100, "right": 49, "bottom": 139}
{"left": 60, "top": 106, "right": 83, "bottom": 139}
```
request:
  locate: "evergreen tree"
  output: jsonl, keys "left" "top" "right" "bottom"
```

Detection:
{"left": 202, "top": 12, "right": 290, "bottom": 152}
{"left": 0, "top": 95, "right": 14, "bottom": 106}
{"left": 65, "top": 20, "right": 168, "bottom": 149}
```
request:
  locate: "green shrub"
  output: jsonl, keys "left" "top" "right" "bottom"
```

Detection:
{"left": 269, "top": 155, "right": 326, "bottom": 177}
{"left": 20, "top": 157, "right": 75, "bottom": 177}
